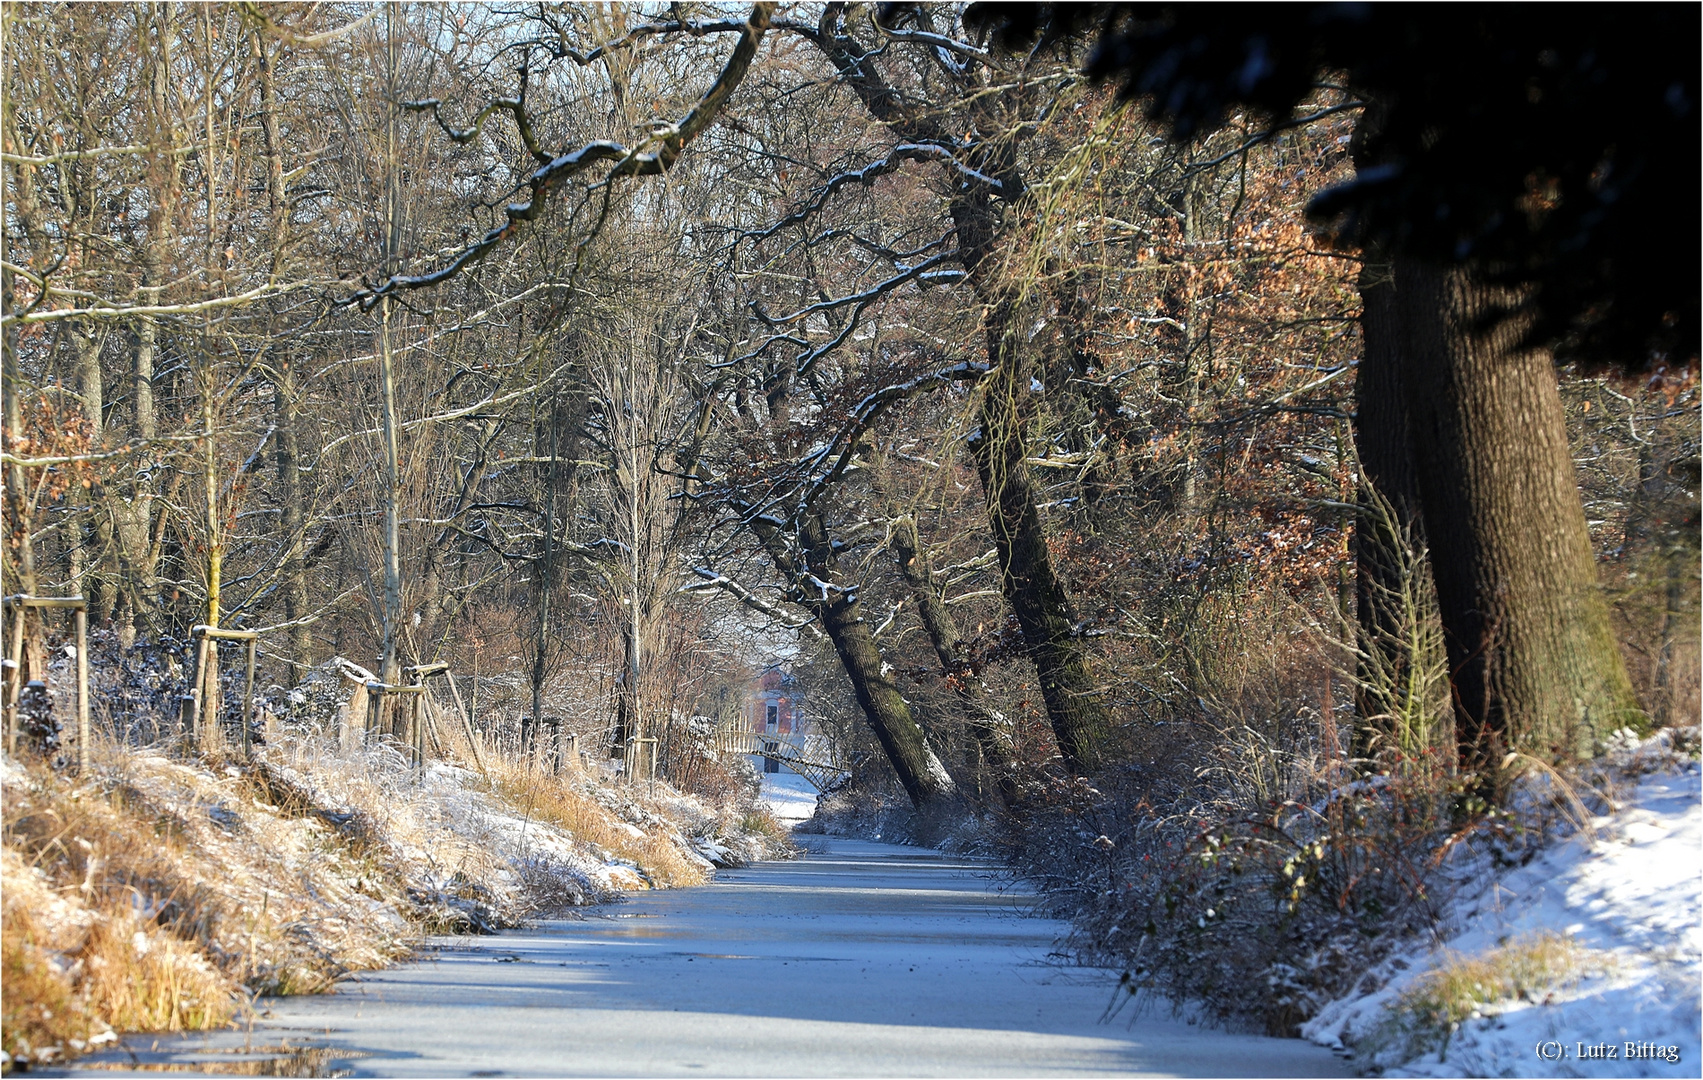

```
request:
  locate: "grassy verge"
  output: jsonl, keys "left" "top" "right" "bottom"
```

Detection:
{"left": 1375, "top": 932, "right": 1611, "bottom": 1058}
{"left": 2, "top": 730, "right": 792, "bottom": 1071}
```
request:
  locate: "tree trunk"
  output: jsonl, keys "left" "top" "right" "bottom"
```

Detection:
{"left": 273, "top": 364, "right": 311, "bottom": 684}
{"left": 530, "top": 393, "right": 559, "bottom": 759}
{"left": 377, "top": 299, "right": 404, "bottom": 712}
{"left": 818, "top": 594, "right": 957, "bottom": 808}
{"left": 891, "top": 517, "right": 1018, "bottom": 805}
{"left": 1393, "top": 258, "right": 1643, "bottom": 781}
{"left": 255, "top": 27, "right": 312, "bottom": 684}
{"left": 1352, "top": 250, "right": 1451, "bottom": 757}
{"left": 1, "top": 265, "right": 47, "bottom": 688}
{"left": 754, "top": 512, "right": 955, "bottom": 808}
{"left": 969, "top": 303, "right": 1109, "bottom": 774}
{"left": 376, "top": 11, "right": 405, "bottom": 724}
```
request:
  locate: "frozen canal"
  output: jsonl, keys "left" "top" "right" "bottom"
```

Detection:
{"left": 88, "top": 841, "right": 1352, "bottom": 1077}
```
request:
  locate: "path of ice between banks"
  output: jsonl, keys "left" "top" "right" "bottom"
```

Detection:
{"left": 258, "top": 840, "right": 1350, "bottom": 1077}
{"left": 108, "top": 841, "right": 1356, "bottom": 1077}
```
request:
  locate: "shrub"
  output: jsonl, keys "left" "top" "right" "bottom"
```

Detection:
{"left": 1064, "top": 746, "right": 1501, "bottom": 1036}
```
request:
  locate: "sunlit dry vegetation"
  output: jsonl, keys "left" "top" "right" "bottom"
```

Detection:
{"left": 2, "top": 1, "right": 1696, "bottom": 1066}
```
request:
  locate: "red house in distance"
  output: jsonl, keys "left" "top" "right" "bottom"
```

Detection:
{"left": 748, "top": 667, "right": 801, "bottom": 773}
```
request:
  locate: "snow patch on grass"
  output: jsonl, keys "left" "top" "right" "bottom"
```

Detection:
{"left": 1304, "top": 733, "right": 1701, "bottom": 1077}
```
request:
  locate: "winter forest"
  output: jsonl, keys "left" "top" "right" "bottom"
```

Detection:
{"left": 2, "top": 4, "right": 1698, "bottom": 1075}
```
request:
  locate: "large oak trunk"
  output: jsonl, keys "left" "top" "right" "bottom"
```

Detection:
{"left": 1393, "top": 259, "right": 1642, "bottom": 779}
{"left": 819, "top": 596, "right": 957, "bottom": 808}
{"left": 1353, "top": 252, "right": 1451, "bottom": 757}
{"left": 791, "top": 514, "right": 955, "bottom": 808}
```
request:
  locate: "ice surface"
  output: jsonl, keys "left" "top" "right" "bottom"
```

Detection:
{"left": 197, "top": 841, "right": 1351, "bottom": 1077}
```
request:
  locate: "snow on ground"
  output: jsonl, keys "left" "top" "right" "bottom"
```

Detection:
{"left": 759, "top": 768, "right": 821, "bottom": 824}
{"left": 1305, "top": 739, "right": 1701, "bottom": 1078}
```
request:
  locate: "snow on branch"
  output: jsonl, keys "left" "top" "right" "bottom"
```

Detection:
{"left": 789, "top": 359, "right": 990, "bottom": 520}
{"left": 740, "top": 248, "right": 963, "bottom": 380}
{"left": 684, "top": 567, "right": 824, "bottom": 639}
{"left": 341, "top": 3, "right": 776, "bottom": 312}
{"left": 740, "top": 143, "right": 1001, "bottom": 248}
{"left": 238, "top": 4, "right": 380, "bottom": 49}
{"left": 1, "top": 278, "right": 316, "bottom": 328}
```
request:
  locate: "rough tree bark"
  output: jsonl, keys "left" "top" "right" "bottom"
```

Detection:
{"left": 1393, "top": 258, "right": 1643, "bottom": 779}
{"left": 1351, "top": 246, "right": 1451, "bottom": 757}
{"left": 799, "top": 6, "right": 1110, "bottom": 774}
{"left": 952, "top": 170, "right": 1109, "bottom": 774}
{"left": 752, "top": 511, "right": 956, "bottom": 808}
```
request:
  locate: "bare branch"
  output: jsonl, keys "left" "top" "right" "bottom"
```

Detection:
{"left": 684, "top": 567, "right": 825, "bottom": 639}
{"left": 342, "top": 3, "right": 776, "bottom": 311}
{"left": 238, "top": 4, "right": 381, "bottom": 49}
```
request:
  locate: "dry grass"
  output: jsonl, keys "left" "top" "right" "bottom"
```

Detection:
{"left": 1, "top": 743, "right": 415, "bottom": 1066}
{"left": 1379, "top": 932, "right": 1610, "bottom": 1056}
{"left": 737, "top": 807, "right": 789, "bottom": 845}
{"left": 479, "top": 758, "right": 710, "bottom": 888}
{"left": 2, "top": 847, "right": 238, "bottom": 1066}
{"left": 3, "top": 722, "right": 786, "bottom": 1068}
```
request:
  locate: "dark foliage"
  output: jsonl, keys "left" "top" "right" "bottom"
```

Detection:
{"left": 963, "top": 2, "right": 1700, "bottom": 367}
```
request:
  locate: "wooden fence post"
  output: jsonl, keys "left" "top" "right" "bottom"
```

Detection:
{"left": 3, "top": 596, "right": 88, "bottom": 764}
{"left": 185, "top": 631, "right": 209, "bottom": 750}
{"left": 6, "top": 604, "right": 24, "bottom": 755}
{"left": 411, "top": 690, "right": 425, "bottom": 771}
{"left": 241, "top": 637, "right": 257, "bottom": 760}
{"left": 443, "top": 670, "right": 486, "bottom": 772}
{"left": 74, "top": 606, "right": 89, "bottom": 774}
{"left": 367, "top": 684, "right": 383, "bottom": 749}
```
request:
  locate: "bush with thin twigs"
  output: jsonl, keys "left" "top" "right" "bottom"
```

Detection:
{"left": 1090, "top": 748, "right": 1490, "bottom": 1036}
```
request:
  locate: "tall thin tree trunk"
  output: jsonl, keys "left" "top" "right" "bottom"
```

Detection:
{"left": 274, "top": 365, "right": 310, "bottom": 683}
{"left": 1651, "top": 551, "right": 1687, "bottom": 727}
{"left": 891, "top": 516, "right": 1017, "bottom": 804}
{"left": 378, "top": 299, "right": 404, "bottom": 702}
{"left": 1394, "top": 258, "right": 1643, "bottom": 782}
{"left": 1177, "top": 171, "right": 1206, "bottom": 515}
{"left": 969, "top": 303, "right": 1108, "bottom": 774}
{"left": 255, "top": 29, "right": 309, "bottom": 683}
{"left": 1, "top": 261, "right": 46, "bottom": 687}
{"left": 530, "top": 393, "right": 558, "bottom": 759}
{"left": 377, "top": 8, "right": 404, "bottom": 712}
{"left": 69, "top": 322, "right": 113, "bottom": 623}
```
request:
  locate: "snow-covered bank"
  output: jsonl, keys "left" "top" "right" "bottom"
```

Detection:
{"left": 1, "top": 726, "right": 792, "bottom": 1071}
{"left": 758, "top": 769, "right": 821, "bottom": 824}
{"left": 1305, "top": 734, "right": 1701, "bottom": 1077}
